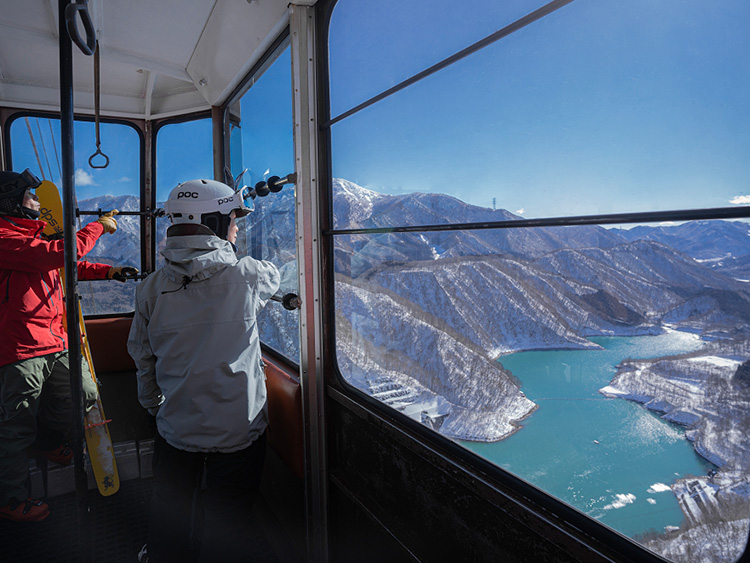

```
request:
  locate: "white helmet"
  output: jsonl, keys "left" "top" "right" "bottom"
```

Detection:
{"left": 164, "top": 179, "right": 253, "bottom": 239}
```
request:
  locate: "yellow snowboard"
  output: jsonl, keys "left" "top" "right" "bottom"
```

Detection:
{"left": 36, "top": 180, "right": 120, "bottom": 496}
{"left": 37, "top": 180, "right": 64, "bottom": 239}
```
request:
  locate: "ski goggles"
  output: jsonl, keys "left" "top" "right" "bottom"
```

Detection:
{"left": 235, "top": 185, "right": 255, "bottom": 215}
{"left": 0, "top": 168, "right": 42, "bottom": 196}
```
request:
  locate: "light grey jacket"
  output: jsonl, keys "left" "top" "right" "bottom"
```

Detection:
{"left": 127, "top": 234, "right": 280, "bottom": 453}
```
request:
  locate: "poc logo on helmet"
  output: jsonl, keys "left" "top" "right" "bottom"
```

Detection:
{"left": 217, "top": 196, "right": 235, "bottom": 205}
{"left": 177, "top": 191, "right": 200, "bottom": 199}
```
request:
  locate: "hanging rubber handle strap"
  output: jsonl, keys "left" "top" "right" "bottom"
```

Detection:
{"left": 88, "top": 41, "right": 109, "bottom": 169}
{"left": 64, "top": 0, "right": 96, "bottom": 56}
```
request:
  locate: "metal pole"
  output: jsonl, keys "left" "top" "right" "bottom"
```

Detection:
{"left": 290, "top": 5, "right": 329, "bottom": 561}
{"left": 58, "top": 1, "right": 90, "bottom": 559}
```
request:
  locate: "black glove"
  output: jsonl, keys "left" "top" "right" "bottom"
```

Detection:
{"left": 107, "top": 266, "right": 139, "bottom": 282}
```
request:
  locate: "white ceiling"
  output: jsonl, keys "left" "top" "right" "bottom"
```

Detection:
{"left": 0, "top": 0, "right": 314, "bottom": 120}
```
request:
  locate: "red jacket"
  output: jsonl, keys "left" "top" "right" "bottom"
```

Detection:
{"left": 0, "top": 215, "right": 111, "bottom": 367}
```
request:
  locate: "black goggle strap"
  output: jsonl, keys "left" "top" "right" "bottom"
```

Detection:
{"left": 1, "top": 168, "right": 42, "bottom": 194}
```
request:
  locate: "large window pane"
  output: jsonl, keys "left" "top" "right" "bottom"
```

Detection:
{"left": 329, "top": 0, "right": 750, "bottom": 561}
{"left": 9, "top": 116, "right": 141, "bottom": 314}
{"left": 334, "top": 220, "right": 750, "bottom": 559}
{"left": 228, "top": 45, "right": 299, "bottom": 362}
{"left": 330, "top": 0, "right": 750, "bottom": 227}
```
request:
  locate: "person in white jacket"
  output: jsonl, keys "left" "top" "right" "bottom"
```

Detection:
{"left": 127, "top": 178, "right": 279, "bottom": 563}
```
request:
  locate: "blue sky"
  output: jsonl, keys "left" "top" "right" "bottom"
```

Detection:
{"left": 155, "top": 119, "right": 213, "bottom": 203}
{"left": 10, "top": 118, "right": 141, "bottom": 201}
{"left": 230, "top": 47, "right": 295, "bottom": 193}
{"left": 327, "top": 0, "right": 750, "bottom": 217}
{"left": 9, "top": 0, "right": 750, "bottom": 220}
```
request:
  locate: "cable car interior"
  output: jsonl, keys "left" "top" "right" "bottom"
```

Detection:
{"left": 1, "top": 1, "right": 749, "bottom": 562}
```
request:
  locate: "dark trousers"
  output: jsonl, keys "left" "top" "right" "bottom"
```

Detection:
{"left": 148, "top": 432, "right": 266, "bottom": 563}
{"left": 0, "top": 351, "right": 97, "bottom": 504}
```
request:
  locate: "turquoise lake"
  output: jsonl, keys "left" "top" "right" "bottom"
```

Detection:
{"left": 460, "top": 331, "right": 715, "bottom": 539}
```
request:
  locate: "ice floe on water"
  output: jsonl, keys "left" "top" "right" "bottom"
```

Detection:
{"left": 604, "top": 493, "right": 636, "bottom": 510}
{"left": 648, "top": 483, "right": 672, "bottom": 494}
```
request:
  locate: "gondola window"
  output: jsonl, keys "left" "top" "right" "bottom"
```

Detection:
{"left": 327, "top": 1, "right": 750, "bottom": 561}
{"left": 227, "top": 43, "right": 300, "bottom": 363}
{"left": 9, "top": 115, "right": 142, "bottom": 315}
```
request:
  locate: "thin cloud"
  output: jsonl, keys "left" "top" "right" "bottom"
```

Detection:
{"left": 730, "top": 195, "right": 750, "bottom": 205}
{"left": 74, "top": 168, "right": 97, "bottom": 186}
{"left": 515, "top": 208, "right": 525, "bottom": 215}
{"left": 118, "top": 176, "right": 131, "bottom": 183}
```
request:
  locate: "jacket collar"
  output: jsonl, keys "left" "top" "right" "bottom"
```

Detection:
{"left": 0, "top": 214, "right": 45, "bottom": 234}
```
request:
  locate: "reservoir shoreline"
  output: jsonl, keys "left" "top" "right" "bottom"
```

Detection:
{"left": 461, "top": 331, "right": 713, "bottom": 539}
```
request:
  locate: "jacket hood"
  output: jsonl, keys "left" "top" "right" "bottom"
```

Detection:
{"left": 160, "top": 234, "right": 237, "bottom": 283}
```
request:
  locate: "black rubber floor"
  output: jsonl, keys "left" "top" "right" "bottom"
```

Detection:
{"left": 0, "top": 478, "right": 151, "bottom": 563}
{"left": 0, "top": 478, "right": 283, "bottom": 563}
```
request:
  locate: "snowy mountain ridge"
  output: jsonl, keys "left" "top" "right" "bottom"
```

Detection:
{"left": 78, "top": 183, "right": 750, "bottom": 444}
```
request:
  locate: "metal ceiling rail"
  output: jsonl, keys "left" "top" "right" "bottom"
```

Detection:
{"left": 326, "top": 205, "right": 750, "bottom": 236}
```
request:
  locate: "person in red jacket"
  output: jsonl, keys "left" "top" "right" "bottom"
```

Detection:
{"left": 0, "top": 169, "right": 135, "bottom": 522}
